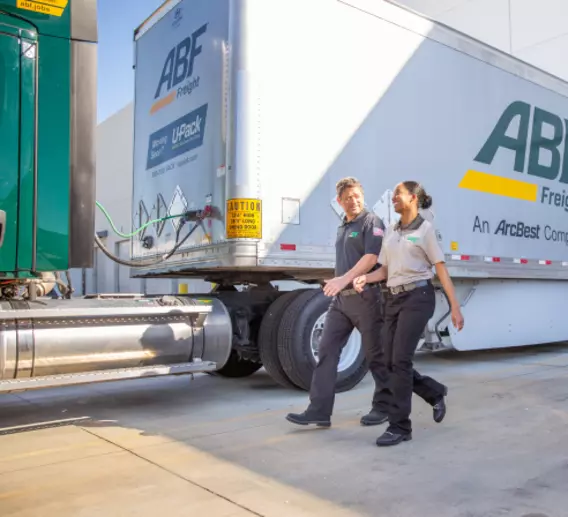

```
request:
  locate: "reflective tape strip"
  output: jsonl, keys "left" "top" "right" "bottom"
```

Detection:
{"left": 444, "top": 253, "right": 566, "bottom": 267}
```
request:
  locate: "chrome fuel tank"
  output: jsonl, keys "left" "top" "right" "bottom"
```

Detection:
{"left": 0, "top": 296, "right": 232, "bottom": 383}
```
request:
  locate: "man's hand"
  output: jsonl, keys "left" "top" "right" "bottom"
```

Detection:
{"left": 323, "top": 276, "right": 350, "bottom": 297}
{"left": 353, "top": 275, "right": 367, "bottom": 293}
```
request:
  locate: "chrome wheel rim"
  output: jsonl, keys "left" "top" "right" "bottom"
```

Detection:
{"left": 310, "top": 311, "right": 362, "bottom": 372}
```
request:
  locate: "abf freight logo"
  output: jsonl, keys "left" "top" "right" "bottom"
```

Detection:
{"left": 146, "top": 103, "right": 208, "bottom": 170}
{"left": 460, "top": 101, "right": 568, "bottom": 212}
{"left": 150, "top": 23, "right": 207, "bottom": 115}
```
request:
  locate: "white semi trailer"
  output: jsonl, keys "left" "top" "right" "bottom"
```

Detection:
{"left": 130, "top": 0, "right": 568, "bottom": 390}
{"left": 2, "top": 0, "right": 568, "bottom": 394}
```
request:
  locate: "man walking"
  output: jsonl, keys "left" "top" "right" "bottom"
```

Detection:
{"left": 286, "top": 177, "right": 390, "bottom": 428}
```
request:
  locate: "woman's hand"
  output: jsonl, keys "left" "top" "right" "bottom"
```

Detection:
{"left": 435, "top": 262, "right": 464, "bottom": 332}
{"left": 451, "top": 306, "right": 464, "bottom": 331}
{"left": 353, "top": 275, "right": 367, "bottom": 293}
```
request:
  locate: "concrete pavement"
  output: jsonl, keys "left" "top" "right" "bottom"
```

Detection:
{"left": 1, "top": 344, "right": 567, "bottom": 517}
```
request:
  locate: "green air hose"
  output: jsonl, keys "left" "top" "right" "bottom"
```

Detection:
{"left": 93, "top": 201, "right": 205, "bottom": 268}
{"left": 96, "top": 201, "right": 184, "bottom": 238}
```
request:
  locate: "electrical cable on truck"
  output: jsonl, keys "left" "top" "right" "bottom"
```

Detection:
{"left": 95, "top": 201, "right": 187, "bottom": 239}
{"left": 93, "top": 205, "right": 208, "bottom": 268}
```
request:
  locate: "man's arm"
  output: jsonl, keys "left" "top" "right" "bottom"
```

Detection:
{"left": 323, "top": 214, "right": 384, "bottom": 296}
{"left": 342, "top": 214, "right": 385, "bottom": 282}
{"left": 323, "top": 253, "right": 378, "bottom": 296}
{"left": 353, "top": 222, "right": 389, "bottom": 291}
{"left": 341, "top": 253, "right": 379, "bottom": 284}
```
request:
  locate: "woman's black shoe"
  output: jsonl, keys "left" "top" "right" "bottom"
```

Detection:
{"left": 433, "top": 386, "right": 448, "bottom": 423}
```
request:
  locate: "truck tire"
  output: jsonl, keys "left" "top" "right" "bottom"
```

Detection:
{"left": 277, "top": 289, "right": 367, "bottom": 392}
{"left": 258, "top": 289, "right": 310, "bottom": 389}
{"left": 214, "top": 349, "right": 262, "bottom": 378}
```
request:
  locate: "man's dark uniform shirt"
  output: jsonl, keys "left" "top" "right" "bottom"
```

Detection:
{"left": 335, "top": 209, "right": 386, "bottom": 283}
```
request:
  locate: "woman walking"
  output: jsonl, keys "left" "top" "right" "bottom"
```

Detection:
{"left": 354, "top": 181, "right": 464, "bottom": 447}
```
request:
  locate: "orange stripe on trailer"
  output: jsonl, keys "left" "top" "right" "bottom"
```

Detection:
{"left": 150, "top": 91, "right": 176, "bottom": 114}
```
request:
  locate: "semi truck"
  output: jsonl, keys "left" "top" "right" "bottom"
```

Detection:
{"left": 2, "top": 0, "right": 568, "bottom": 394}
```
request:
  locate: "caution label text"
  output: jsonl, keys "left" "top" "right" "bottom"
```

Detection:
{"left": 226, "top": 198, "right": 262, "bottom": 239}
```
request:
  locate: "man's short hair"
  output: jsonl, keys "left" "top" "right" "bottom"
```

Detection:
{"left": 336, "top": 177, "right": 363, "bottom": 199}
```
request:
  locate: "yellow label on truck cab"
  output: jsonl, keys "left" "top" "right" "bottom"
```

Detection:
{"left": 17, "top": 0, "right": 66, "bottom": 16}
{"left": 226, "top": 198, "right": 262, "bottom": 239}
{"left": 38, "top": 0, "right": 69, "bottom": 6}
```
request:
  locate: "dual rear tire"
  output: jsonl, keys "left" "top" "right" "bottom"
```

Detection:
{"left": 259, "top": 289, "right": 368, "bottom": 392}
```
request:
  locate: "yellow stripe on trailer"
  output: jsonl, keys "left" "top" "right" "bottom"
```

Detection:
{"left": 459, "top": 170, "right": 538, "bottom": 202}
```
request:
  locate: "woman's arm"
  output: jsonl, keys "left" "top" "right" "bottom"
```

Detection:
{"left": 367, "top": 265, "right": 388, "bottom": 284}
{"left": 422, "top": 224, "right": 464, "bottom": 331}
{"left": 434, "top": 262, "right": 464, "bottom": 331}
{"left": 353, "top": 265, "right": 387, "bottom": 292}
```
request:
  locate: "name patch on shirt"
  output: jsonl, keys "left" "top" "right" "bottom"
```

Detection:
{"left": 349, "top": 231, "right": 359, "bottom": 238}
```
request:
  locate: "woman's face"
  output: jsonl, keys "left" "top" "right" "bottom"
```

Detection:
{"left": 392, "top": 183, "right": 416, "bottom": 213}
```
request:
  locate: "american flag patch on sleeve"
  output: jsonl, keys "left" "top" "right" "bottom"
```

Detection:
{"left": 373, "top": 227, "right": 384, "bottom": 237}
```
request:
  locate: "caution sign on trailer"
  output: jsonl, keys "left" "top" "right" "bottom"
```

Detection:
{"left": 226, "top": 198, "right": 262, "bottom": 239}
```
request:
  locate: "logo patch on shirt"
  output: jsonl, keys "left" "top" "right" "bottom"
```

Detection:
{"left": 406, "top": 236, "right": 419, "bottom": 243}
{"left": 349, "top": 231, "right": 359, "bottom": 238}
{"left": 373, "top": 227, "right": 384, "bottom": 237}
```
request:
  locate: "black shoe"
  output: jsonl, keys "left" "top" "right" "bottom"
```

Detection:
{"left": 433, "top": 386, "right": 448, "bottom": 423}
{"left": 376, "top": 430, "right": 412, "bottom": 447}
{"left": 286, "top": 411, "right": 331, "bottom": 428}
{"left": 360, "top": 408, "right": 388, "bottom": 426}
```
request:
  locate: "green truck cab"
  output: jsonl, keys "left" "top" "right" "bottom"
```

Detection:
{"left": 0, "top": 0, "right": 97, "bottom": 278}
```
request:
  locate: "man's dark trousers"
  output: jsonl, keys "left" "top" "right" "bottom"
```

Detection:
{"left": 307, "top": 286, "right": 389, "bottom": 417}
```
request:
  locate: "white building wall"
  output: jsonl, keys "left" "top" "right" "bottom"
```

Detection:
{"left": 94, "top": 103, "right": 137, "bottom": 295}
{"left": 393, "top": 0, "right": 568, "bottom": 81}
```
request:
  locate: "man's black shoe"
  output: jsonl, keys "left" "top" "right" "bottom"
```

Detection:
{"left": 360, "top": 408, "right": 388, "bottom": 426}
{"left": 286, "top": 411, "right": 331, "bottom": 428}
{"left": 433, "top": 386, "right": 448, "bottom": 423}
{"left": 376, "top": 430, "right": 412, "bottom": 447}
